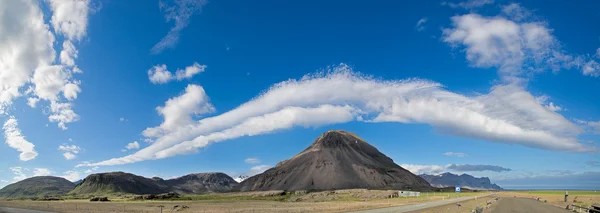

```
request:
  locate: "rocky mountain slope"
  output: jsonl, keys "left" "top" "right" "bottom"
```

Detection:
{"left": 70, "top": 172, "right": 170, "bottom": 195}
{"left": 0, "top": 176, "right": 75, "bottom": 199}
{"left": 236, "top": 130, "right": 432, "bottom": 191}
{"left": 419, "top": 172, "right": 503, "bottom": 190}
{"left": 166, "top": 172, "right": 238, "bottom": 194}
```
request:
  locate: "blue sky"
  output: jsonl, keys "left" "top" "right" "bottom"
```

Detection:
{"left": 1, "top": 0, "right": 600, "bottom": 190}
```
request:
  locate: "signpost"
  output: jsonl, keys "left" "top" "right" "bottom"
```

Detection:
{"left": 455, "top": 186, "right": 461, "bottom": 193}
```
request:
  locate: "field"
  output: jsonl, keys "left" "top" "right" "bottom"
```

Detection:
{"left": 499, "top": 190, "right": 600, "bottom": 209}
{"left": 0, "top": 190, "right": 489, "bottom": 213}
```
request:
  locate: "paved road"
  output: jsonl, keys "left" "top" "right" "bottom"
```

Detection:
{"left": 0, "top": 207, "right": 55, "bottom": 213}
{"left": 491, "top": 197, "right": 571, "bottom": 213}
{"left": 346, "top": 195, "right": 491, "bottom": 213}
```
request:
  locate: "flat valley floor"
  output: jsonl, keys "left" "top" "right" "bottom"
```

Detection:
{"left": 0, "top": 191, "right": 597, "bottom": 213}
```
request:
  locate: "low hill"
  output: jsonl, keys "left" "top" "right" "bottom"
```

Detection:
{"left": 167, "top": 173, "right": 238, "bottom": 194}
{"left": 0, "top": 176, "right": 75, "bottom": 199}
{"left": 236, "top": 130, "right": 432, "bottom": 191}
{"left": 69, "top": 172, "right": 238, "bottom": 195}
{"left": 70, "top": 172, "right": 170, "bottom": 195}
{"left": 419, "top": 172, "right": 503, "bottom": 190}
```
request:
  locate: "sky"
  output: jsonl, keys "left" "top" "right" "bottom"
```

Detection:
{"left": 1, "top": 0, "right": 600, "bottom": 190}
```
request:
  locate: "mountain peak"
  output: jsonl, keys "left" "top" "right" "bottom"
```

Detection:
{"left": 236, "top": 130, "right": 432, "bottom": 191}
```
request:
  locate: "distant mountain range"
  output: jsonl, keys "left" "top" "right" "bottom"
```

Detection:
{"left": 1, "top": 131, "right": 503, "bottom": 199}
{"left": 0, "top": 172, "right": 238, "bottom": 199}
{"left": 419, "top": 172, "right": 503, "bottom": 190}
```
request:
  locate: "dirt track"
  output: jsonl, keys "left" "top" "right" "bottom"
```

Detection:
{"left": 492, "top": 197, "right": 570, "bottom": 213}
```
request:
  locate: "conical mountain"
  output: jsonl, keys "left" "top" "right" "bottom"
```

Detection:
{"left": 0, "top": 176, "right": 75, "bottom": 199}
{"left": 236, "top": 130, "right": 432, "bottom": 191}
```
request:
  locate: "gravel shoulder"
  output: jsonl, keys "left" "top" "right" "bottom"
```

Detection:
{"left": 346, "top": 194, "right": 492, "bottom": 213}
{"left": 492, "top": 197, "right": 571, "bottom": 213}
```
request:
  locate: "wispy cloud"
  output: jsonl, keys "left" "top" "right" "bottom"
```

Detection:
{"left": 441, "top": 0, "right": 494, "bottom": 10}
{"left": 148, "top": 62, "right": 207, "bottom": 84}
{"left": 151, "top": 0, "right": 208, "bottom": 54}
{"left": 58, "top": 144, "right": 82, "bottom": 160}
{"left": 587, "top": 160, "right": 600, "bottom": 167}
{"left": 447, "top": 164, "right": 511, "bottom": 172}
{"left": 80, "top": 64, "right": 595, "bottom": 167}
{"left": 495, "top": 171, "right": 600, "bottom": 189}
{"left": 248, "top": 165, "right": 271, "bottom": 176}
{"left": 442, "top": 5, "right": 600, "bottom": 81}
{"left": 415, "top": 17, "right": 427, "bottom": 32}
{"left": 401, "top": 163, "right": 511, "bottom": 174}
{"left": 444, "top": 152, "right": 468, "bottom": 157}
{"left": 125, "top": 141, "right": 140, "bottom": 150}
{"left": 400, "top": 164, "right": 447, "bottom": 175}
{"left": 244, "top": 158, "right": 260, "bottom": 164}
{"left": 3, "top": 117, "right": 38, "bottom": 161}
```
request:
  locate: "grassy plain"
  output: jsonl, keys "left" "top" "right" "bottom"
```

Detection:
{"left": 0, "top": 190, "right": 490, "bottom": 213}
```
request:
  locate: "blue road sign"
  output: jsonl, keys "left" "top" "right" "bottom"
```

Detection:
{"left": 455, "top": 186, "right": 461, "bottom": 193}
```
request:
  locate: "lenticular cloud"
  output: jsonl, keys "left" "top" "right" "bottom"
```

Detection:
{"left": 81, "top": 64, "right": 594, "bottom": 167}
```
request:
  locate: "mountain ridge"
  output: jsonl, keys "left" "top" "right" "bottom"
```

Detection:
{"left": 419, "top": 172, "right": 503, "bottom": 190}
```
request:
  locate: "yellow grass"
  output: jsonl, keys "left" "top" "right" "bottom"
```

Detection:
{"left": 0, "top": 190, "right": 490, "bottom": 213}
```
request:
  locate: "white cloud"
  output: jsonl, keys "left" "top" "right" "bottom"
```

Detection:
{"left": 80, "top": 65, "right": 594, "bottom": 167}
{"left": 143, "top": 84, "right": 214, "bottom": 137}
{"left": 63, "top": 152, "right": 76, "bottom": 160}
{"left": 10, "top": 167, "right": 28, "bottom": 182}
{"left": 442, "top": 11, "right": 600, "bottom": 80}
{"left": 3, "top": 117, "right": 38, "bottom": 161}
{"left": 175, "top": 62, "right": 206, "bottom": 80}
{"left": 442, "top": 0, "right": 494, "bottom": 10}
{"left": 576, "top": 120, "right": 600, "bottom": 134}
{"left": 444, "top": 152, "right": 468, "bottom": 157}
{"left": 415, "top": 17, "right": 427, "bottom": 32}
{"left": 59, "top": 40, "right": 78, "bottom": 66}
{"left": 60, "top": 170, "right": 81, "bottom": 182}
{"left": 27, "top": 97, "right": 40, "bottom": 108}
{"left": 148, "top": 62, "right": 206, "bottom": 84}
{"left": 0, "top": 0, "right": 55, "bottom": 112}
{"left": 248, "top": 165, "right": 271, "bottom": 176}
{"left": 59, "top": 144, "right": 81, "bottom": 153}
{"left": 244, "top": 157, "right": 260, "bottom": 164}
{"left": 582, "top": 60, "right": 600, "bottom": 77}
{"left": 400, "top": 164, "right": 446, "bottom": 175}
{"left": 84, "top": 166, "right": 99, "bottom": 174}
{"left": 48, "top": 0, "right": 90, "bottom": 41}
{"left": 0, "top": 0, "right": 89, "bottom": 129}
{"left": 33, "top": 168, "right": 53, "bottom": 176}
{"left": 120, "top": 117, "right": 127, "bottom": 122}
{"left": 49, "top": 101, "right": 80, "bottom": 130}
{"left": 125, "top": 141, "right": 140, "bottom": 150}
{"left": 502, "top": 3, "right": 531, "bottom": 21}
{"left": 595, "top": 48, "right": 600, "bottom": 59}
{"left": 151, "top": 0, "right": 208, "bottom": 54}
{"left": 148, "top": 64, "right": 173, "bottom": 84}
{"left": 59, "top": 144, "right": 81, "bottom": 160}
{"left": 400, "top": 163, "right": 511, "bottom": 174}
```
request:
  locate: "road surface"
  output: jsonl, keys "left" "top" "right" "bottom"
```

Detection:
{"left": 346, "top": 195, "right": 490, "bottom": 213}
{"left": 0, "top": 207, "right": 54, "bottom": 213}
{"left": 491, "top": 197, "right": 571, "bottom": 213}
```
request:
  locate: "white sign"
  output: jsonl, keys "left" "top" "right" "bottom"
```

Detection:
{"left": 455, "top": 186, "right": 461, "bottom": 192}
